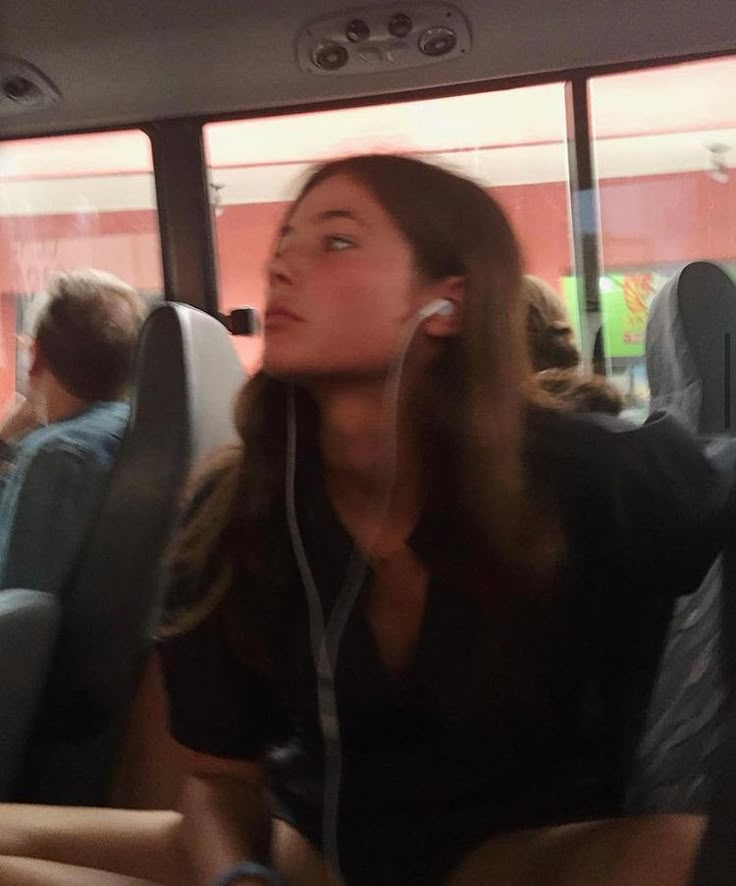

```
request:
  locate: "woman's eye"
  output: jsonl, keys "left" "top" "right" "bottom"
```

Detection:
{"left": 324, "top": 235, "right": 355, "bottom": 251}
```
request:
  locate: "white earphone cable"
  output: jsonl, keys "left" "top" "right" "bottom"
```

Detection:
{"left": 285, "top": 299, "right": 451, "bottom": 884}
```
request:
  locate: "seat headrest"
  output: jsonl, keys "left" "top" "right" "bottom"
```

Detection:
{"left": 132, "top": 302, "right": 246, "bottom": 463}
{"left": 175, "top": 303, "right": 246, "bottom": 461}
{"left": 646, "top": 262, "right": 736, "bottom": 434}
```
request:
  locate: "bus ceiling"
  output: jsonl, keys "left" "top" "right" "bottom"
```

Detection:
{"left": 0, "top": 0, "right": 734, "bottom": 138}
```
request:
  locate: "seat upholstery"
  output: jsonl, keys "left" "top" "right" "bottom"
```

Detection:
{"left": 647, "top": 261, "right": 736, "bottom": 434}
{"left": 626, "top": 262, "right": 736, "bottom": 815}
{"left": 683, "top": 268, "right": 736, "bottom": 886}
{"left": 0, "top": 590, "right": 59, "bottom": 798}
{"left": 690, "top": 606, "right": 736, "bottom": 886}
{"left": 12, "top": 302, "right": 245, "bottom": 805}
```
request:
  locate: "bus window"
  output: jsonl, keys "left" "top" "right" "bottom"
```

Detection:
{"left": 0, "top": 130, "right": 163, "bottom": 413}
{"left": 589, "top": 56, "right": 736, "bottom": 420}
{"left": 204, "top": 82, "right": 574, "bottom": 372}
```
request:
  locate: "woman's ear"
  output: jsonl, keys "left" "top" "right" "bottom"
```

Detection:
{"left": 422, "top": 276, "right": 465, "bottom": 338}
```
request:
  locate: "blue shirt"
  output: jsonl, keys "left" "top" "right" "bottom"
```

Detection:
{"left": 0, "top": 401, "right": 129, "bottom": 595}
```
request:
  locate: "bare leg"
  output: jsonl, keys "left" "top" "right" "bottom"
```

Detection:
{"left": 0, "top": 807, "right": 331, "bottom": 886}
{"left": 0, "top": 806, "right": 705, "bottom": 886}
{"left": 0, "top": 856, "right": 162, "bottom": 886}
{"left": 445, "top": 814, "right": 706, "bottom": 886}
{"left": 0, "top": 805, "right": 191, "bottom": 886}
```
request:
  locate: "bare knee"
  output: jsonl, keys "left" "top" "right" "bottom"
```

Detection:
{"left": 620, "top": 815, "right": 705, "bottom": 886}
{"left": 550, "top": 814, "right": 706, "bottom": 886}
{"left": 0, "top": 855, "right": 162, "bottom": 886}
{"left": 445, "top": 815, "right": 706, "bottom": 886}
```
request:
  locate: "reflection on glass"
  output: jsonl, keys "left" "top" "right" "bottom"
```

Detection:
{"left": 0, "top": 130, "right": 162, "bottom": 416}
{"left": 590, "top": 56, "right": 736, "bottom": 415}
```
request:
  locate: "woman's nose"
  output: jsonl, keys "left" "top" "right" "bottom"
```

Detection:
{"left": 267, "top": 243, "right": 302, "bottom": 288}
{"left": 267, "top": 253, "right": 292, "bottom": 287}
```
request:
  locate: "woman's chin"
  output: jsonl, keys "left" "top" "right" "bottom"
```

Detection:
{"left": 261, "top": 355, "right": 308, "bottom": 381}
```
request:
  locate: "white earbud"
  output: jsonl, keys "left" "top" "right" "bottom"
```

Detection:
{"left": 417, "top": 298, "right": 454, "bottom": 320}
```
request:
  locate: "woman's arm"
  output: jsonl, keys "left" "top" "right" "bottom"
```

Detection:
{"left": 179, "top": 750, "right": 274, "bottom": 886}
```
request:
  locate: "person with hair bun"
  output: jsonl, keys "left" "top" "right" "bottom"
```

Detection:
{"left": 525, "top": 274, "right": 623, "bottom": 415}
{"left": 525, "top": 274, "right": 580, "bottom": 372}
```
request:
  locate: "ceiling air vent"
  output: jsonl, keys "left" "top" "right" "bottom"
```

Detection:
{"left": 0, "top": 57, "right": 60, "bottom": 117}
{"left": 297, "top": 3, "right": 471, "bottom": 75}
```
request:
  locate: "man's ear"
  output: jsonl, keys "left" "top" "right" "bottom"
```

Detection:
{"left": 422, "top": 276, "right": 465, "bottom": 338}
{"left": 28, "top": 340, "right": 44, "bottom": 378}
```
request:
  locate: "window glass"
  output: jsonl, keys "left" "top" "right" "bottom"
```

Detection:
{"left": 205, "top": 84, "right": 574, "bottom": 371}
{"left": 0, "top": 130, "right": 162, "bottom": 412}
{"left": 590, "top": 56, "right": 736, "bottom": 419}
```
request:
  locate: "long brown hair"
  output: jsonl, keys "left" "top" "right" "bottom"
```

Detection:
{"left": 165, "top": 154, "right": 557, "bottom": 636}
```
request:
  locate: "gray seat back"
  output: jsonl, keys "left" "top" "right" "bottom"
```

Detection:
{"left": 13, "top": 302, "right": 245, "bottom": 805}
{"left": 647, "top": 261, "right": 736, "bottom": 433}
{"left": 628, "top": 262, "right": 736, "bottom": 815}
{"left": 684, "top": 275, "right": 736, "bottom": 886}
{"left": 0, "top": 590, "right": 59, "bottom": 798}
{"left": 690, "top": 556, "right": 736, "bottom": 886}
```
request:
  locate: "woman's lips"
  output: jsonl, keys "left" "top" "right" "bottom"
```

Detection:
{"left": 264, "top": 306, "right": 303, "bottom": 324}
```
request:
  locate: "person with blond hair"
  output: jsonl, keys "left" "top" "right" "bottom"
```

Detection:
{"left": 525, "top": 274, "right": 623, "bottom": 415}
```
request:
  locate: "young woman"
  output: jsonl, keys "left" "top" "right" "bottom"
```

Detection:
{"left": 156, "top": 155, "right": 731, "bottom": 886}
{"left": 0, "top": 154, "right": 729, "bottom": 886}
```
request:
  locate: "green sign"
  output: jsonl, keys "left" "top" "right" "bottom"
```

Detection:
{"left": 598, "top": 273, "right": 667, "bottom": 359}
{"left": 560, "top": 264, "right": 736, "bottom": 360}
{"left": 561, "top": 272, "right": 667, "bottom": 359}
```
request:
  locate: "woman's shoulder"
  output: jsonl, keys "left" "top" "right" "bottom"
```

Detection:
{"left": 528, "top": 403, "right": 686, "bottom": 445}
{"left": 527, "top": 406, "right": 720, "bottom": 488}
{"left": 527, "top": 407, "right": 735, "bottom": 598}
{"left": 525, "top": 405, "right": 734, "bottom": 538}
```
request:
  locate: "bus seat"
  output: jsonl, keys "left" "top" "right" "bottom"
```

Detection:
{"left": 647, "top": 261, "right": 736, "bottom": 434}
{"left": 0, "top": 590, "right": 59, "bottom": 799}
{"left": 625, "top": 262, "right": 736, "bottom": 814}
{"left": 11, "top": 302, "right": 246, "bottom": 806}
{"left": 689, "top": 562, "right": 736, "bottom": 886}
{"left": 625, "top": 558, "right": 727, "bottom": 813}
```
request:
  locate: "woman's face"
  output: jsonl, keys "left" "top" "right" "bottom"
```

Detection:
{"left": 263, "top": 173, "right": 429, "bottom": 381}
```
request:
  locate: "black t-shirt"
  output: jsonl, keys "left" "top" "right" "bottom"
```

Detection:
{"left": 159, "top": 409, "right": 733, "bottom": 884}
